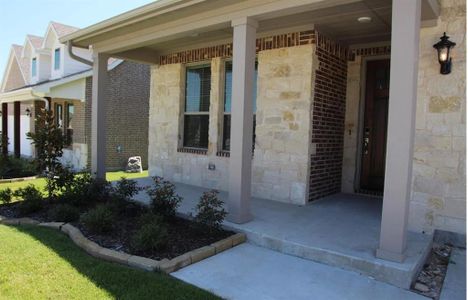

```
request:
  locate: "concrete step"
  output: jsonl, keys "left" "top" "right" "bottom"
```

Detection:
{"left": 233, "top": 227, "right": 432, "bottom": 289}
{"left": 173, "top": 243, "right": 427, "bottom": 300}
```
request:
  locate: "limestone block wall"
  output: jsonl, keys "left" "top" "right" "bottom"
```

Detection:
{"left": 148, "top": 45, "right": 315, "bottom": 204}
{"left": 253, "top": 46, "right": 314, "bottom": 203}
{"left": 341, "top": 0, "right": 465, "bottom": 235}
{"left": 410, "top": 0, "right": 466, "bottom": 234}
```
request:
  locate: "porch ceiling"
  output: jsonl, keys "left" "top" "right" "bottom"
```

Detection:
{"left": 61, "top": 0, "right": 440, "bottom": 63}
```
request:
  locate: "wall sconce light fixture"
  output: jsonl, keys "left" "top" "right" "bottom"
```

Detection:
{"left": 433, "top": 32, "right": 456, "bottom": 75}
{"left": 25, "top": 107, "right": 32, "bottom": 117}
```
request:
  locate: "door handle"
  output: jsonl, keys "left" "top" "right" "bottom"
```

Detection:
{"left": 363, "top": 127, "right": 370, "bottom": 155}
{"left": 363, "top": 137, "right": 369, "bottom": 155}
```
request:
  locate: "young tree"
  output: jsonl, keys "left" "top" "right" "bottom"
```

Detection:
{"left": 27, "top": 108, "right": 66, "bottom": 198}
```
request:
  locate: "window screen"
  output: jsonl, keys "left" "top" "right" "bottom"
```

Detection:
{"left": 222, "top": 61, "right": 258, "bottom": 151}
{"left": 183, "top": 65, "right": 211, "bottom": 149}
{"left": 54, "top": 48, "right": 61, "bottom": 70}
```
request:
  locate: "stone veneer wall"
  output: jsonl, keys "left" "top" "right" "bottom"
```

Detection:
{"left": 411, "top": 0, "right": 466, "bottom": 234}
{"left": 308, "top": 34, "right": 348, "bottom": 201}
{"left": 341, "top": 0, "right": 465, "bottom": 234}
{"left": 149, "top": 40, "right": 315, "bottom": 204}
{"left": 85, "top": 61, "right": 150, "bottom": 171}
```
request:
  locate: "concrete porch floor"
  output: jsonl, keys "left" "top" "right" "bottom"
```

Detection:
{"left": 132, "top": 177, "right": 432, "bottom": 289}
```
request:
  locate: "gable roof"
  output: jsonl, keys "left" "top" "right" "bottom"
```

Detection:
{"left": 50, "top": 22, "right": 80, "bottom": 38}
{"left": 26, "top": 35, "right": 44, "bottom": 49}
{"left": 12, "top": 45, "right": 30, "bottom": 81}
{"left": 0, "top": 45, "right": 28, "bottom": 92}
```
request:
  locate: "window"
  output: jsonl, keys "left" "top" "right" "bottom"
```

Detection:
{"left": 65, "top": 103, "right": 74, "bottom": 144}
{"left": 54, "top": 48, "right": 61, "bottom": 70}
{"left": 31, "top": 58, "right": 37, "bottom": 77}
{"left": 222, "top": 61, "right": 258, "bottom": 151}
{"left": 183, "top": 65, "right": 211, "bottom": 149}
{"left": 55, "top": 104, "right": 63, "bottom": 128}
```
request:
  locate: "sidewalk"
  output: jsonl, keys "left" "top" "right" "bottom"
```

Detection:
{"left": 173, "top": 244, "right": 427, "bottom": 300}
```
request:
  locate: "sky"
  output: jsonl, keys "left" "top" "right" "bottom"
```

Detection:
{"left": 0, "top": 0, "right": 156, "bottom": 76}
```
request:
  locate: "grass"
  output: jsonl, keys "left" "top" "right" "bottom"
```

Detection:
{"left": 0, "top": 170, "right": 149, "bottom": 194}
{"left": 0, "top": 224, "right": 219, "bottom": 300}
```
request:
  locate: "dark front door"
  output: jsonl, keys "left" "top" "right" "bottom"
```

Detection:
{"left": 360, "top": 59, "right": 390, "bottom": 192}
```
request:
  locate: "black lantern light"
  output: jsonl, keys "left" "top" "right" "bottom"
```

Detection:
{"left": 433, "top": 32, "right": 456, "bottom": 75}
{"left": 25, "top": 107, "right": 32, "bottom": 117}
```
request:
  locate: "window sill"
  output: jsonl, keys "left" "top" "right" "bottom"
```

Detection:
{"left": 177, "top": 148, "right": 207, "bottom": 155}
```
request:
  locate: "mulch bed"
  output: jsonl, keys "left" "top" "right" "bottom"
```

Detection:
{"left": 0, "top": 201, "right": 233, "bottom": 261}
{"left": 411, "top": 243, "right": 453, "bottom": 299}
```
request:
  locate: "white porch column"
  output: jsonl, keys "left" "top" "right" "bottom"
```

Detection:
{"left": 377, "top": 0, "right": 421, "bottom": 262}
{"left": 91, "top": 52, "right": 109, "bottom": 179}
{"left": 227, "top": 17, "right": 258, "bottom": 224}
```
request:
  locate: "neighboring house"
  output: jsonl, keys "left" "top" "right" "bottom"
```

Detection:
{"left": 61, "top": 0, "right": 465, "bottom": 272}
{"left": 0, "top": 21, "right": 149, "bottom": 171}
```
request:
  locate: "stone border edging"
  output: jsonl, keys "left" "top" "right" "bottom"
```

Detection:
{"left": 0, "top": 216, "right": 246, "bottom": 273}
{"left": 0, "top": 175, "right": 40, "bottom": 184}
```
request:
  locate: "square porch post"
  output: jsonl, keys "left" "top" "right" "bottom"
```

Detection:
{"left": 13, "top": 101, "right": 20, "bottom": 158}
{"left": 2, "top": 103, "right": 7, "bottom": 156}
{"left": 91, "top": 52, "right": 109, "bottom": 179}
{"left": 377, "top": 0, "right": 421, "bottom": 262}
{"left": 227, "top": 17, "right": 258, "bottom": 224}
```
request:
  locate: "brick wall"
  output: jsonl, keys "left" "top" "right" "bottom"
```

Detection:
{"left": 309, "top": 33, "right": 348, "bottom": 201}
{"left": 85, "top": 61, "right": 150, "bottom": 170}
{"left": 159, "top": 31, "right": 315, "bottom": 65}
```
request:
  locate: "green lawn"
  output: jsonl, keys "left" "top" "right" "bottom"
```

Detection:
{"left": 0, "top": 170, "right": 149, "bottom": 194}
{"left": 0, "top": 224, "right": 219, "bottom": 300}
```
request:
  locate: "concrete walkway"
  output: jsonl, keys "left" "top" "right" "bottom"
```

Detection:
{"left": 440, "top": 248, "right": 466, "bottom": 300}
{"left": 173, "top": 244, "right": 427, "bottom": 300}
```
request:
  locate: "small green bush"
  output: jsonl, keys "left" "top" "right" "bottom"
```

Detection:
{"left": 0, "top": 188, "right": 12, "bottom": 204}
{"left": 47, "top": 204, "right": 80, "bottom": 222}
{"left": 131, "top": 213, "right": 168, "bottom": 253}
{"left": 195, "top": 190, "right": 227, "bottom": 230}
{"left": 114, "top": 178, "right": 141, "bottom": 200}
{"left": 13, "top": 185, "right": 43, "bottom": 215}
{"left": 147, "top": 177, "right": 182, "bottom": 219}
{"left": 57, "top": 172, "right": 112, "bottom": 206}
{"left": 0, "top": 156, "right": 36, "bottom": 179}
{"left": 80, "top": 204, "right": 116, "bottom": 233}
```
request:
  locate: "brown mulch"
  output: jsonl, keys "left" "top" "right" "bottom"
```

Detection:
{"left": 0, "top": 200, "right": 233, "bottom": 261}
{"left": 411, "top": 243, "right": 453, "bottom": 299}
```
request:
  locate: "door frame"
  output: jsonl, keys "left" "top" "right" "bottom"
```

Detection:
{"left": 353, "top": 54, "right": 391, "bottom": 193}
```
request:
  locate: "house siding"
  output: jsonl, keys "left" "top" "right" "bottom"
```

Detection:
{"left": 85, "top": 61, "right": 150, "bottom": 171}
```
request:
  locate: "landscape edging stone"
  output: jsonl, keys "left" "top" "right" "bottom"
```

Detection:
{"left": 0, "top": 215, "right": 245, "bottom": 273}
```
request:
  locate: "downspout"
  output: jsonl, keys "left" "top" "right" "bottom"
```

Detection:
{"left": 67, "top": 41, "right": 93, "bottom": 66}
{"left": 31, "top": 92, "right": 50, "bottom": 110}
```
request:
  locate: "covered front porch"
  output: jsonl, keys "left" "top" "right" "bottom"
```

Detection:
{"left": 61, "top": 0, "right": 440, "bottom": 267}
{"left": 132, "top": 177, "right": 431, "bottom": 288}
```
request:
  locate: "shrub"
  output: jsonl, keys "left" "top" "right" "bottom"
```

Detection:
{"left": 27, "top": 108, "right": 66, "bottom": 198}
{"left": 0, "top": 156, "right": 36, "bottom": 179}
{"left": 114, "top": 178, "right": 141, "bottom": 200}
{"left": 47, "top": 204, "right": 80, "bottom": 222}
{"left": 131, "top": 213, "right": 168, "bottom": 253}
{"left": 57, "top": 172, "right": 112, "bottom": 206}
{"left": 80, "top": 204, "right": 116, "bottom": 233}
{"left": 195, "top": 190, "right": 227, "bottom": 230}
{"left": 0, "top": 188, "right": 12, "bottom": 204}
{"left": 147, "top": 177, "right": 182, "bottom": 219}
{"left": 13, "top": 185, "right": 43, "bottom": 215}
